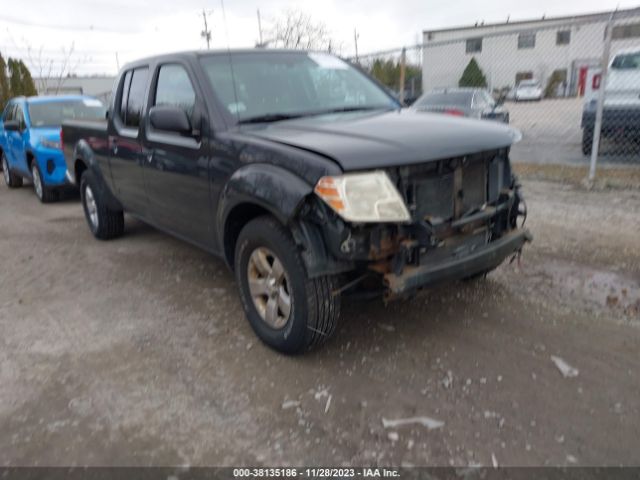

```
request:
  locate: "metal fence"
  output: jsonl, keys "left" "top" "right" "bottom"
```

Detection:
{"left": 352, "top": 8, "right": 640, "bottom": 176}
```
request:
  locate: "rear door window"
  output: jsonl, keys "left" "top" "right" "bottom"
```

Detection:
{"left": 124, "top": 68, "right": 149, "bottom": 128}
{"left": 119, "top": 70, "right": 133, "bottom": 123}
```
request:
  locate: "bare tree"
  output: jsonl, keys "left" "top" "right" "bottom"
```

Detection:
{"left": 24, "top": 42, "right": 87, "bottom": 94}
{"left": 8, "top": 35, "right": 88, "bottom": 95}
{"left": 263, "top": 9, "right": 336, "bottom": 51}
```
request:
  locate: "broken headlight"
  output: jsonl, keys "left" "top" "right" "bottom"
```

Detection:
{"left": 314, "top": 171, "right": 411, "bottom": 223}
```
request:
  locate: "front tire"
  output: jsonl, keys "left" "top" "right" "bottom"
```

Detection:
{"left": 2, "top": 153, "right": 23, "bottom": 188}
{"left": 235, "top": 216, "right": 340, "bottom": 354}
{"left": 80, "top": 170, "right": 124, "bottom": 240}
{"left": 31, "top": 163, "right": 57, "bottom": 203}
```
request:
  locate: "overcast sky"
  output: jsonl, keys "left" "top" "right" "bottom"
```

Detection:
{"left": 1, "top": 0, "right": 638, "bottom": 76}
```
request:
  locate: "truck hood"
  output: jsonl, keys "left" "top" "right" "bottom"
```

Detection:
{"left": 242, "top": 109, "right": 521, "bottom": 171}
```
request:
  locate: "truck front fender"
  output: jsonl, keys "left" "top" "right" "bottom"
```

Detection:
{"left": 217, "top": 163, "right": 356, "bottom": 277}
{"left": 218, "top": 163, "right": 313, "bottom": 227}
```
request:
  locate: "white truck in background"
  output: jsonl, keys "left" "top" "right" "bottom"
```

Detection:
{"left": 581, "top": 47, "right": 640, "bottom": 155}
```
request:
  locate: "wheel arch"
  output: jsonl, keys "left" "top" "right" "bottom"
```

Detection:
{"left": 74, "top": 157, "right": 88, "bottom": 184}
{"left": 218, "top": 163, "right": 314, "bottom": 271}
{"left": 26, "top": 149, "right": 36, "bottom": 171}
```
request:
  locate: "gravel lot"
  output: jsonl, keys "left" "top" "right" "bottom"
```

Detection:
{"left": 508, "top": 98, "right": 639, "bottom": 166}
{"left": 1, "top": 179, "right": 639, "bottom": 467}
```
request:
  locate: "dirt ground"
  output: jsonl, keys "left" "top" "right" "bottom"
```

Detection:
{"left": 0, "top": 177, "right": 639, "bottom": 467}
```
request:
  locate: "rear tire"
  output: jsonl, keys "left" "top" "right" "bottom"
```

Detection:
{"left": 80, "top": 170, "right": 124, "bottom": 240}
{"left": 234, "top": 215, "right": 340, "bottom": 354}
{"left": 582, "top": 127, "right": 594, "bottom": 155}
{"left": 31, "top": 163, "right": 57, "bottom": 203}
{"left": 2, "top": 153, "right": 23, "bottom": 188}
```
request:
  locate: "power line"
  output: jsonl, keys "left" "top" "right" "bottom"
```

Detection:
{"left": 0, "top": 14, "right": 141, "bottom": 34}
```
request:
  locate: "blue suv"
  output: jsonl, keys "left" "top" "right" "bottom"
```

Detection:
{"left": 0, "top": 95, "right": 106, "bottom": 202}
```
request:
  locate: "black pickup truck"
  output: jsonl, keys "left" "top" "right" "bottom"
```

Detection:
{"left": 62, "top": 50, "right": 531, "bottom": 353}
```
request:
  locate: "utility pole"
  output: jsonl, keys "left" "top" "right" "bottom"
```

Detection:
{"left": 257, "top": 9, "right": 263, "bottom": 46}
{"left": 399, "top": 47, "right": 407, "bottom": 104}
{"left": 354, "top": 29, "right": 360, "bottom": 63}
{"left": 201, "top": 9, "right": 212, "bottom": 49}
{"left": 588, "top": 11, "right": 615, "bottom": 183}
{"left": 115, "top": 52, "right": 120, "bottom": 71}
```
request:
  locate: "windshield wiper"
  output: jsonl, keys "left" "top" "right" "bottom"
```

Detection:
{"left": 237, "top": 106, "right": 393, "bottom": 125}
{"left": 237, "top": 113, "right": 308, "bottom": 124}
{"left": 310, "top": 105, "right": 394, "bottom": 115}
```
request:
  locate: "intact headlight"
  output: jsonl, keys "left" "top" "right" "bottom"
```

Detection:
{"left": 314, "top": 171, "right": 411, "bottom": 223}
{"left": 40, "top": 138, "right": 61, "bottom": 150}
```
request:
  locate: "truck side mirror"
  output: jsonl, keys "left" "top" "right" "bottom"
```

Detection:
{"left": 149, "top": 106, "right": 192, "bottom": 135}
{"left": 3, "top": 120, "right": 20, "bottom": 132}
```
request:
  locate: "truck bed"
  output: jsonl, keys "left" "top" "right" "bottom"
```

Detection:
{"left": 61, "top": 119, "right": 109, "bottom": 185}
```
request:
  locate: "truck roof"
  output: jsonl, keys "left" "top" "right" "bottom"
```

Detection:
{"left": 612, "top": 47, "right": 640, "bottom": 56}
{"left": 121, "top": 48, "right": 333, "bottom": 69}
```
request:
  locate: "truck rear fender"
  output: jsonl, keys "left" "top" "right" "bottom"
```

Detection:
{"left": 73, "top": 139, "right": 122, "bottom": 211}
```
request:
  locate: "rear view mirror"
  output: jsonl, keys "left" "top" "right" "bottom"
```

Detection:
{"left": 149, "top": 106, "right": 191, "bottom": 134}
{"left": 3, "top": 120, "right": 20, "bottom": 131}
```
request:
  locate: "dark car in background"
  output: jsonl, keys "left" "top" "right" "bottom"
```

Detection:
{"left": 411, "top": 88, "right": 510, "bottom": 123}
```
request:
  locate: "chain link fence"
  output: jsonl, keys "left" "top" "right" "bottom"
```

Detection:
{"left": 352, "top": 8, "right": 640, "bottom": 174}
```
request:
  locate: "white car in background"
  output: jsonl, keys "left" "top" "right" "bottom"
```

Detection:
{"left": 581, "top": 47, "right": 640, "bottom": 154}
{"left": 514, "top": 79, "right": 543, "bottom": 101}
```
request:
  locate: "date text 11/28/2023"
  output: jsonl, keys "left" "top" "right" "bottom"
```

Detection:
{"left": 232, "top": 468, "right": 401, "bottom": 478}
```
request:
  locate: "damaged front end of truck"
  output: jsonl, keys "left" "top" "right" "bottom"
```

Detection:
{"left": 297, "top": 147, "right": 532, "bottom": 299}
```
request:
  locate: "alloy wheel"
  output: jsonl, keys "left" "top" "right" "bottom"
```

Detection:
{"left": 2, "top": 157, "right": 9, "bottom": 185}
{"left": 32, "top": 165, "right": 43, "bottom": 199}
{"left": 246, "top": 247, "right": 292, "bottom": 329}
{"left": 84, "top": 185, "right": 99, "bottom": 230}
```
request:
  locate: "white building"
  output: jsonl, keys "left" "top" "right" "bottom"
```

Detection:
{"left": 34, "top": 76, "right": 115, "bottom": 104}
{"left": 422, "top": 7, "right": 640, "bottom": 96}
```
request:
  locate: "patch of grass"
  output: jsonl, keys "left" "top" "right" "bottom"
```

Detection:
{"left": 514, "top": 163, "right": 640, "bottom": 190}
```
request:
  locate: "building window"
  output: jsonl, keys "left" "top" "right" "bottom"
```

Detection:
{"left": 612, "top": 23, "right": 640, "bottom": 39}
{"left": 466, "top": 38, "right": 482, "bottom": 54}
{"left": 556, "top": 30, "right": 571, "bottom": 45}
{"left": 518, "top": 33, "right": 536, "bottom": 49}
{"left": 515, "top": 72, "right": 533, "bottom": 84}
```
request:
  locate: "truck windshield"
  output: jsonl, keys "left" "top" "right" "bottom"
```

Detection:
{"left": 199, "top": 51, "right": 397, "bottom": 123}
{"left": 28, "top": 99, "right": 106, "bottom": 128}
{"left": 611, "top": 52, "right": 640, "bottom": 70}
{"left": 414, "top": 91, "right": 473, "bottom": 108}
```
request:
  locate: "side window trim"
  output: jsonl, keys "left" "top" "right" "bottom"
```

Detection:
{"left": 145, "top": 62, "right": 201, "bottom": 150}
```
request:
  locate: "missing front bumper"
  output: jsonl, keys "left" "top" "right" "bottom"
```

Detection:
{"left": 383, "top": 229, "right": 532, "bottom": 295}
